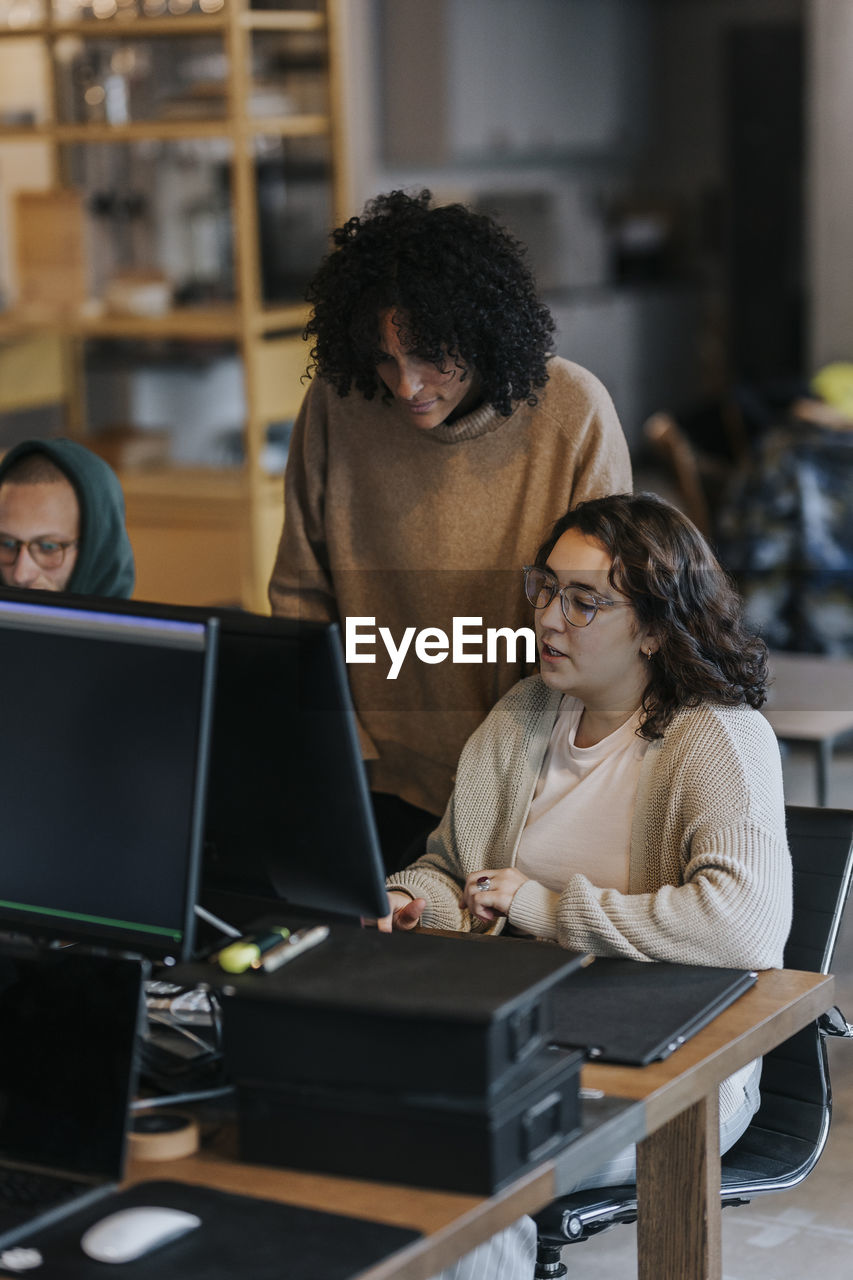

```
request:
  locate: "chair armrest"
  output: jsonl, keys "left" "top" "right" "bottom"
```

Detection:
{"left": 819, "top": 1006, "right": 853, "bottom": 1038}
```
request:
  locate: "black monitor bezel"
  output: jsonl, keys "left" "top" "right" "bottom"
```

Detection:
{"left": 0, "top": 593, "right": 218, "bottom": 963}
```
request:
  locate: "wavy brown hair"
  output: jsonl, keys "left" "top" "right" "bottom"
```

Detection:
{"left": 535, "top": 492, "right": 769, "bottom": 740}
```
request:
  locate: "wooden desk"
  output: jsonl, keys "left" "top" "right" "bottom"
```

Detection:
{"left": 763, "top": 651, "right": 853, "bottom": 805}
{"left": 127, "top": 968, "right": 833, "bottom": 1280}
{"left": 583, "top": 967, "right": 834, "bottom": 1280}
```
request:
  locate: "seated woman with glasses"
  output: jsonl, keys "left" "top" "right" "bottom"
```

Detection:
{"left": 0, "top": 439, "right": 134, "bottom": 598}
{"left": 380, "top": 491, "right": 792, "bottom": 1280}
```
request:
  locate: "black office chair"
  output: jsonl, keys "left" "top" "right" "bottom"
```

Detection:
{"left": 533, "top": 805, "right": 853, "bottom": 1279}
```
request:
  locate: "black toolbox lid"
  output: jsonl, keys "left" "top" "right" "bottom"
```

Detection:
{"left": 191, "top": 922, "right": 587, "bottom": 1026}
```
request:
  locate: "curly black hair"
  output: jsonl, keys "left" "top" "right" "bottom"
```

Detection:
{"left": 534, "top": 492, "right": 769, "bottom": 741}
{"left": 304, "top": 189, "right": 556, "bottom": 417}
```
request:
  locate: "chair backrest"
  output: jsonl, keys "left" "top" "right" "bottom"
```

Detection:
{"left": 783, "top": 806, "right": 853, "bottom": 974}
{"left": 720, "top": 805, "right": 853, "bottom": 1194}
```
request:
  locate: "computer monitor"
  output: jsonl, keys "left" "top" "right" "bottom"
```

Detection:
{"left": 200, "top": 614, "right": 390, "bottom": 924}
{"left": 0, "top": 598, "right": 217, "bottom": 963}
{"left": 0, "top": 587, "right": 390, "bottom": 927}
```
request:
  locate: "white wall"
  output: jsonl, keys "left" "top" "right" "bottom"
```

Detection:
{"left": 344, "top": 0, "right": 654, "bottom": 293}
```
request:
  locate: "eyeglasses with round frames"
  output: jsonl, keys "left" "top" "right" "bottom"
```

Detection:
{"left": 522, "top": 564, "right": 630, "bottom": 628}
{"left": 0, "top": 535, "right": 78, "bottom": 570}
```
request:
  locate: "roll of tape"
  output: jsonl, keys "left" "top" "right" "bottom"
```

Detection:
{"left": 128, "top": 1112, "right": 199, "bottom": 1161}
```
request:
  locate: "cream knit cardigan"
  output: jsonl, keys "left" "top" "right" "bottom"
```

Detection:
{"left": 389, "top": 675, "right": 792, "bottom": 970}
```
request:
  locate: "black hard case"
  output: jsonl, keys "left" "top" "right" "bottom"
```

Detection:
{"left": 236, "top": 1045, "right": 584, "bottom": 1194}
{"left": 219, "top": 925, "right": 586, "bottom": 1097}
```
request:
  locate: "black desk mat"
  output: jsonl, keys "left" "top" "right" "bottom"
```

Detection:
{"left": 6, "top": 1180, "right": 421, "bottom": 1279}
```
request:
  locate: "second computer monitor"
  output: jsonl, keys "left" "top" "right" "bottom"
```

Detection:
{"left": 201, "top": 615, "right": 390, "bottom": 923}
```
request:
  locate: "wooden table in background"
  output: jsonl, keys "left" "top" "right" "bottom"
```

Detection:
{"left": 763, "top": 651, "right": 853, "bottom": 805}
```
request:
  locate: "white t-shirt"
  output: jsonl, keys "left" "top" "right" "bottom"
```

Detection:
{"left": 511, "top": 696, "right": 648, "bottom": 938}
{"left": 509, "top": 693, "right": 760, "bottom": 1136}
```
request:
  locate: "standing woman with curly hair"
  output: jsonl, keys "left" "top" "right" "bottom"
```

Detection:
{"left": 269, "top": 190, "right": 632, "bottom": 871}
{"left": 380, "top": 492, "right": 791, "bottom": 1280}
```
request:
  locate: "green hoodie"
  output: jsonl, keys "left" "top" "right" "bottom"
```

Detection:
{"left": 0, "top": 438, "right": 135, "bottom": 598}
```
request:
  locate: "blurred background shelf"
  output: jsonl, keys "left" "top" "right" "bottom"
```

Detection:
{"left": 0, "top": 0, "right": 346, "bottom": 611}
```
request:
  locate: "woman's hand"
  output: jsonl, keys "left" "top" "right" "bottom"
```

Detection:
{"left": 462, "top": 868, "right": 528, "bottom": 923}
{"left": 372, "top": 890, "right": 427, "bottom": 933}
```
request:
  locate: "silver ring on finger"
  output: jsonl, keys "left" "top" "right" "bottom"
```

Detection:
{"left": 475, "top": 875, "right": 492, "bottom": 892}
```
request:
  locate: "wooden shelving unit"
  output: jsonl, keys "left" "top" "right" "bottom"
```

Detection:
{"left": 0, "top": 1, "right": 347, "bottom": 610}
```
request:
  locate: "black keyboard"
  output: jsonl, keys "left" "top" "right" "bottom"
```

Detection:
{"left": 0, "top": 1167, "right": 81, "bottom": 1213}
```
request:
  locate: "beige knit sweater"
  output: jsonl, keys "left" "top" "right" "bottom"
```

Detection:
{"left": 389, "top": 676, "right": 793, "bottom": 971}
{"left": 268, "top": 358, "right": 632, "bottom": 816}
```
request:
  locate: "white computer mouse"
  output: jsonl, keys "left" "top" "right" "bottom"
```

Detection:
{"left": 80, "top": 1206, "right": 201, "bottom": 1263}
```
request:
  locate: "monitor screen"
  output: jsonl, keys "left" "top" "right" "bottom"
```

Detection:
{"left": 201, "top": 615, "right": 390, "bottom": 923}
{"left": 0, "top": 599, "right": 217, "bottom": 963}
{"left": 0, "top": 944, "right": 145, "bottom": 1180}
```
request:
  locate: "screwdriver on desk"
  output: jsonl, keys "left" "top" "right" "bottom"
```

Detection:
{"left": 261, "top": 925, "right": 330, "bottom": 973}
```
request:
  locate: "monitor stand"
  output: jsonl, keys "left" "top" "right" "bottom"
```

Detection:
{"left": 194, "top": 903, "right": 242, "bottom": 943}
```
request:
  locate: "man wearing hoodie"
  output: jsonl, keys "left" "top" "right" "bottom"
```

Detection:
{"left": 0, "top": 438, "right": 134, "bottom": 598}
